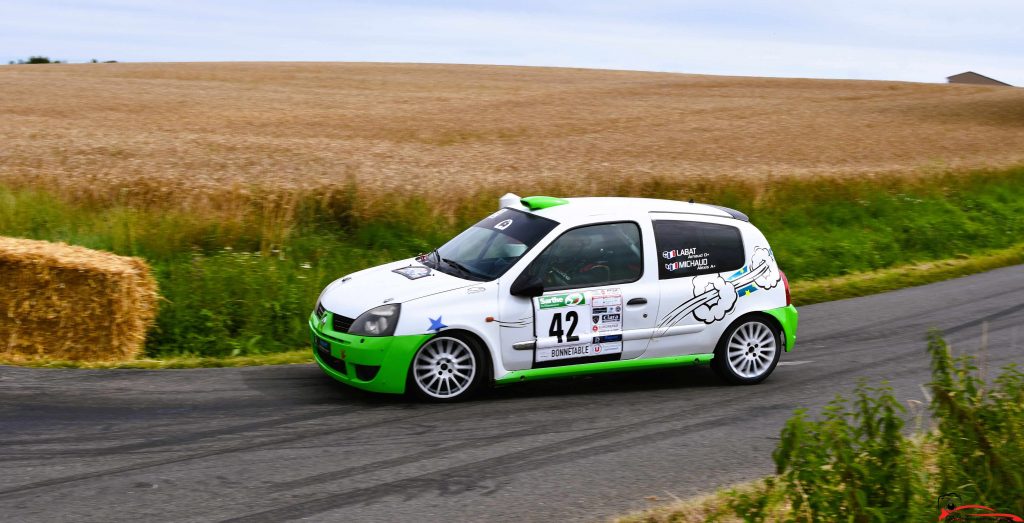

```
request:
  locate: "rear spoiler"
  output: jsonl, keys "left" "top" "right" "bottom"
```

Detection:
{"left": 703, "top": 204, "right": 749, "bottom": 222}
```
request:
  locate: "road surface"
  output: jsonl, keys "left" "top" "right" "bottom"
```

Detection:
{"left": 2, "top": 265, "right": 1023, "bottom": 522}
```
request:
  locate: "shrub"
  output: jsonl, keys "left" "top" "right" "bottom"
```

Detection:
{"left": 12, "top": 56, "right": 61, "bottom": 64}
{"left": 927, "top": 332, "right": 1024, "bottom": 516}
{"left": 730, "top": 382, "right": 929, "bottom": 522}
{"left": 724, "top": 332, "right": 1024, "bottom": 521}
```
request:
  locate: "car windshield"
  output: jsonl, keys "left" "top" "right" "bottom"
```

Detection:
{"left": 424, "top": 208, "right": 559, "bottom": 281}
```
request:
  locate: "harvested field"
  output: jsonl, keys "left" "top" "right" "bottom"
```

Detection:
{"left": 0, "top": 237, "right": 158, "bottom": 362}
{"left": 1, "top": 62, "right": 1023, "bottom": 216}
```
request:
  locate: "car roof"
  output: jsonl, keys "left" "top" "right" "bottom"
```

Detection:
{"left": 519, "top": 197, "right": 746, "bottom": 225}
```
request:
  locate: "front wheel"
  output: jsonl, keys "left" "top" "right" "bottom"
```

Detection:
{"left": 408, "top": 335, "right": 484, "bottom": 401}
{"left": 712, "top": 317, "right": 781, "bottom": 385}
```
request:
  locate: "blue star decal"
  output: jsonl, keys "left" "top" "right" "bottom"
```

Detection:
{"left": 428, "top": 316, "right": 448, "bottom": 332}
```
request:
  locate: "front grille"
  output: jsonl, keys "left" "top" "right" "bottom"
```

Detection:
{"left": 315, "top": 342, "right": 330, "bottom": 360}
{"left": 332, "top": 314, "right": 354, "bottom": 333}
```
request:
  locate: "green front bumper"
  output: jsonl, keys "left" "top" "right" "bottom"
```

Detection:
{"left": 309, "top": 313, "right": 432, "bottom": 394}
{"left": 765, "top": 305, "right": 799, "bottom": 352}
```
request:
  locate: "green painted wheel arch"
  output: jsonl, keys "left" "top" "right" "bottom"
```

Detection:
{"left": 710, "top": 306, "right": 798, "bottom": 358}
{"left": 763, "top": 305, "right": 799, "bottom": 352}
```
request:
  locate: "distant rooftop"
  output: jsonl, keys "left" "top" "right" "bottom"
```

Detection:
{"left": 947, "top": 71, "right": 1013, "bottom": 87}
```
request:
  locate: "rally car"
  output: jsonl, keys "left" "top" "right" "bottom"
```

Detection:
{"left": 310, "top": 194, "right": 798, "bottom": 401}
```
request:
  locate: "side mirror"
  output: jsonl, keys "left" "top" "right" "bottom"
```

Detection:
{"left": 510, "top": 273, "right": 544, "bottom": 298}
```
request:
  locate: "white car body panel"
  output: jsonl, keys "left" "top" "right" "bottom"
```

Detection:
{"left": 645, "top": 213, "right": 786, "bottom": 358}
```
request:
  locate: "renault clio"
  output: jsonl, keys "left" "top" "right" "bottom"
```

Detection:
{"left": 310, "top": 195, "right": 798, "bottom": 401}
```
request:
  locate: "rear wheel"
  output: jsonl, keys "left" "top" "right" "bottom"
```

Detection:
{"left": 408, "top": 335, "right": 484, "bottom": 401}
{"left": 712, "top": 316, "right": 781, "bottom": 384}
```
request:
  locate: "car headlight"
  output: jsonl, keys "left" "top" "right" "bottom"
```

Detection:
{"left": 349, "top": 304, "right": 401, "bottom": 337}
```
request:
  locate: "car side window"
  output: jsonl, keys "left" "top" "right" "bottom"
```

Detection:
{"left": 525, "top": 222, "right": 643, "bottom": 291}
{"left": 653, "top": 220, "right": 744, "bottom": 279}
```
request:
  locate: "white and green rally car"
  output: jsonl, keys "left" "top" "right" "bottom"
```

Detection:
{"left": 310, "top": 195, "right": 798, "bottom": 401}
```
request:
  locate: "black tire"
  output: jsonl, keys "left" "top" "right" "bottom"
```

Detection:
{"left": 406, "top": 334, "right": 487, "bottom": 402}
{"left": 711, "top": 316, "right": 782, "bottom": 385}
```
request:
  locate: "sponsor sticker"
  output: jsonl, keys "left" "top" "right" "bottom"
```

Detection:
{"left": 665, "top": 258, "right": 710, "bottom": 272}
{"left": 591, "top": 289, "right": 623, "bottom": 334}
{"left": 662, "top": 246, "right": 713, "bottom": 272}
{"left": 538, "top": 293, "right": 586, "bottom": 309}
{"left": 663, "top": 247, "right": 698, "bottom": 260}
{"left": 532, "top": 288, "right": 624, "bottom": 363}
{"left": 535, "top": 341, "right": 622, "bottom": 362}
{"left": 392, "top": 266, "right": 432, "bottom": 280}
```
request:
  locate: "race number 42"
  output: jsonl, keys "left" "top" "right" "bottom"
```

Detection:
{"left": 548, "top": 311, "right": 580, "bottom": 344}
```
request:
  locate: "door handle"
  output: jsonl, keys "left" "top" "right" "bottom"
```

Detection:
{"left": 627, "top": 297, "right": 647, "bottom": 305}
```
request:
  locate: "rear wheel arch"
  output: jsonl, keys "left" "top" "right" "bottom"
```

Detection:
{"left": 745, "top": 311, "right": 786, "bottom": 348}
{"left": 711, "top": 312, "right": 782, "bottom": 384}
{"left": 720, "top": 311, "right": 783, "bottom": 341}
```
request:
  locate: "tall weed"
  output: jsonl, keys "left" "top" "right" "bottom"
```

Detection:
{"left": 724, "top": 332, "right": 1024, "bottom": 521}
{"left": 2, "top": 168, "right": 1024, "bottom": 355}
{"left": 728, "top": 382, "right": 929, "bottom": 522}
{"left": 927, "top": 332, "right": 1024, "bottom": 516}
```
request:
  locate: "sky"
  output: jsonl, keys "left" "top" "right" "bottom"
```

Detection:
{"left": 3, "top": 0, "right": 1022, "bottom": 85}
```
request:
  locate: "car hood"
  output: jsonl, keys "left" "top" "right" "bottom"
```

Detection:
{"left": 319, "top": 258, "right": 479, "bottom": 318}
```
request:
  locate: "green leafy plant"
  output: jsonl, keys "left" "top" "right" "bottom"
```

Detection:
{"left": 721, "top": 332, "right": 1024, "bottom": 522}
{"left": 3, "top": 167, "right": 1024, "bottom": 357}
{"left": 928, "top": 332, "right": 1024, "bottom": 516}
{"left": 741, "top": 381, "right": 929, "bottom": 522}
{"left": 12, "top": 56, "right": 61, "bottom": 64}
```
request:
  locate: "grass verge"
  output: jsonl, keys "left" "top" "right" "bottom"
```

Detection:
{"left": 6, "top": 241, "right": 1022, "bottom": 369}
{"left": 0, "top": 350, "right": 313, "bottom": 369}
{"left": 791, "top": 241, "right": 1024, "bottom": 306}
{"left": 615, "top": 481, "right": 761, "bottom": 523}
{"left": 2, "top": 166, "right": 1023, "bottom": 359}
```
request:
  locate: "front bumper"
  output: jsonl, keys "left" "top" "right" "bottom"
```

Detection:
{"left": 309, "top": 313, "right": 432, "bottom": 394}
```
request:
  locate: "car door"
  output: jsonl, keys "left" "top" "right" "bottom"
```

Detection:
{"left": 501, "top": 220, "right": 660, "bottom": 369}
{"left": 647, "top": 216, "right": 748, "bottom": 357}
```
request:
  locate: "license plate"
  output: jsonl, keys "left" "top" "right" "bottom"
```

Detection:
{"left": 315, "top": 337, "right": 331, "bottom": 357}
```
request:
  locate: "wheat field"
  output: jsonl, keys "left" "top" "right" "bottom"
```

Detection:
{"left": 2, "top": 62, "right": 1023, "bottom": 212}
{"left": 3, "top": 62, "right": 1023, "bottom": 358}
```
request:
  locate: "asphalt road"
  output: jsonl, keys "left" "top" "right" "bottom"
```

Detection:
{"left": 2, "top": 265, "right": 1023, "bottom": 522}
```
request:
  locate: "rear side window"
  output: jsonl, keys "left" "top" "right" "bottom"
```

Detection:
{"left": 652, "top": 220, "right": 744, "bottom": 279}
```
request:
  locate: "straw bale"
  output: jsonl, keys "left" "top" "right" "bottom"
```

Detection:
{"left": 0, "top": 237, "right": 158, "bottom": 362}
